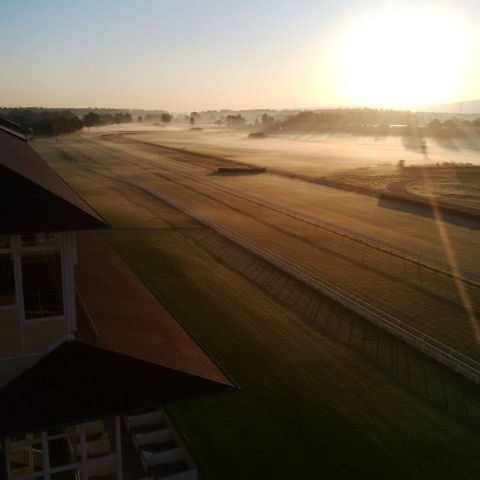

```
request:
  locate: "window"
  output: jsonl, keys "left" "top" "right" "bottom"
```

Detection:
{"left": 0, "top": 253, "right": 15, "bottom": 306}
{"left": 22, "top": 251, "right": 63, "bottom": 320}
{"left": 0, "top": 233, "right": 67, "bottom": 321}
{"left": 48, "top": 441, "right": 73, "bottom": 474}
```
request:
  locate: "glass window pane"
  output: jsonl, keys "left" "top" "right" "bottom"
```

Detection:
{"left": 22, "top": 251, "right": 63, "bottom": 319}
{"left": 49, "top": 435, "right": 75, "bottom": 469}
{"left": 0, "top": 254, "right": 16, "bottom": 305}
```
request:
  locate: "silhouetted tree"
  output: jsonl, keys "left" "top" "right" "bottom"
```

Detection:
{"left": 443, "top": 118, "right": 458, "bottom": 129}
{"left": 114, "top": 112, "right": 132, "bottom": 124}
{"left": 428, "top": 119, "right": 442, "bottom": 130}
{"left": 226, "top": 114, "right": 246, "bottom": 127}
{"left": 83, "top": 111, "right": 102, "bottom": 127}
{"left": 261, "top": 113, "right": 274, "bottom": 126}
{"left": 161, "top": 113, "right": 172, "bottom": 123}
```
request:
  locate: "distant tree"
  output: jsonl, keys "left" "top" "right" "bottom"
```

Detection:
{"left": 161, "top": 113, "right": 172, "bottom": 123}
{"left": 137, "top": 115, "right": 143, "bottom": 122}
{"left": 189, "top": 116, "right": 195, "bottom": 126}
{"left": 145, "top": 113, "right": 162, "bottom": 122}
{"left": 190, "top": 111, "right": 201, "bottom": 120}
{"left": 114, "top": 112, "right": 132, "bottom": 124}
{"left": 83, "top": 111, "right": 102, "bottom": 127}
{"left": 226, "top": 114, "right": 246, "bottom": 127}
{"left": 443, "top": 118, "right": 458, "bottom": 129}
{"left": 428, "top": 119, "right": 442, "bottom": 129}
{"left": 4, "top": 109, "right": 83, "bottom": 136}
{"left": 261, "top": 113, "right": 274, "bottom": 126}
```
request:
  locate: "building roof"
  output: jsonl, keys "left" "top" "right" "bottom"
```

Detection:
{"left": 0, "top": 116, "right": 27, "bottom": 138}
{"left": 0, "top": 340, "right": 232, "bottom": 438}
{"left": 0, "top": 231, "right": 234, "bottom": 438}
{"left": 0, "top": 126, "right": 108, "bottom": 234}
{"left": 76, "top": 231, "right": 231, "bottom": 384}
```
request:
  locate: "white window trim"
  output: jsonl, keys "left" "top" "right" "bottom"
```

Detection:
{"left": 0, "top": 232, "right": 77, "bottom": 359}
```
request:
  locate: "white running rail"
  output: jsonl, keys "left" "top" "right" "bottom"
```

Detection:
{"left": 96, "top": 169, "right": 480, "bottom": 384}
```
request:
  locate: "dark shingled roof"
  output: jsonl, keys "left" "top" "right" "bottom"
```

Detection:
{"left": 76, "top": 231, "right": 231, "bottom": 384}
{"left": 0, "top": 126, "right": 108, "bottom": 234}
{"left": 0, "top": 340, "right": 233, "bottom": 438}
{"left": 0, "top": 231, "right": 234, "bottom": 438}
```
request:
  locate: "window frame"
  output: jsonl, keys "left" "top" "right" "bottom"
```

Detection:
{"left": 0, "top": 234, "right": 64, "bottom": 324}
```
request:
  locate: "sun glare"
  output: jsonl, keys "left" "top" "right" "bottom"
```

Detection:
{"left": 337, "top": 6, "right": 472, "bottom": 108}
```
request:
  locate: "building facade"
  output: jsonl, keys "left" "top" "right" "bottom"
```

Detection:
{"left": 0, "top": 124, "right": 232, "bottom": 480}
{"left": 0, "top": 232, "right": 77, "bottom": 387}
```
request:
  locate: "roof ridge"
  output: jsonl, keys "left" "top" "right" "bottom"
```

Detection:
{"left": 0, "top": 124, "right": 27, "bottom": 141}
{"left": 6, "top": 168, "right": 108, "bottom": 229}
{"left": 28, "top": 141, "right": 110, "bottom": 225}
{"left": 0, "top": 129, "right": 109, "bottom": 233}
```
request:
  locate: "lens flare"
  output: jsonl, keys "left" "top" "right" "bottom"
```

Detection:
{"left": 337, "top": 5, "right": 472, "bottom": 107}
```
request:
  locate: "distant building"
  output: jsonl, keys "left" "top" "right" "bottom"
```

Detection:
{"left": 0, "top": 124, "right": 233, "bottom": 480}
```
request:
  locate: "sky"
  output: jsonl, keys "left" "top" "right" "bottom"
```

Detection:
{"left": 0, "top": 0, "right": 479, "bottom": 111}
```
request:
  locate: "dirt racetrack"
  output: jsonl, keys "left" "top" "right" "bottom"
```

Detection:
{"left": 33, "top": 131, "right": 480, "bottom": 361}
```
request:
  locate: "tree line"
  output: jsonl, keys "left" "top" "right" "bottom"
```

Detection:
{"left": 264, "top": 109, "right": 480, "bottom": 137}
{"left": 0, "top": 108, "right": 138, "bottom": 135}
{"left": 1, "top": 108, "right": 83, "bottom": 135}
{"left": 142, "top": 112, "right": 172, "bottom": 123}
{"left": 83, "top": 111, "right": 133, "bottom": 127}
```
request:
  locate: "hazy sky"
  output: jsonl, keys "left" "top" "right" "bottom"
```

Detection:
{"left": 0, "top": 0, "right": 479, "bottom": 111}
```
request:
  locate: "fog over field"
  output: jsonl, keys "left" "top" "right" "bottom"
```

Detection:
{"left": 4, "top": 0, "right": 480, "bottom": 478}
{"left": 113, "top": 124, "right": 480, "bottom": 175}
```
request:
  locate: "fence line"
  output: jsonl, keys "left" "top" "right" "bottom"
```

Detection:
{"left": 91, "top": 166, "right": 480, "bottom": 385}
{"left": 118, "top": 146, "right": 480, "bottom": 288}
{"left": 75, "top": 134, "right": 480, "bottom": 287}
{"left": 134, "top": 181, "right": 480, "bottom": 385}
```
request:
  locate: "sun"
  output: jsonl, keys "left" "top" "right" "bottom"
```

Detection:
{"left": 337, "top": 6, "right": 471, "bottom": 108}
